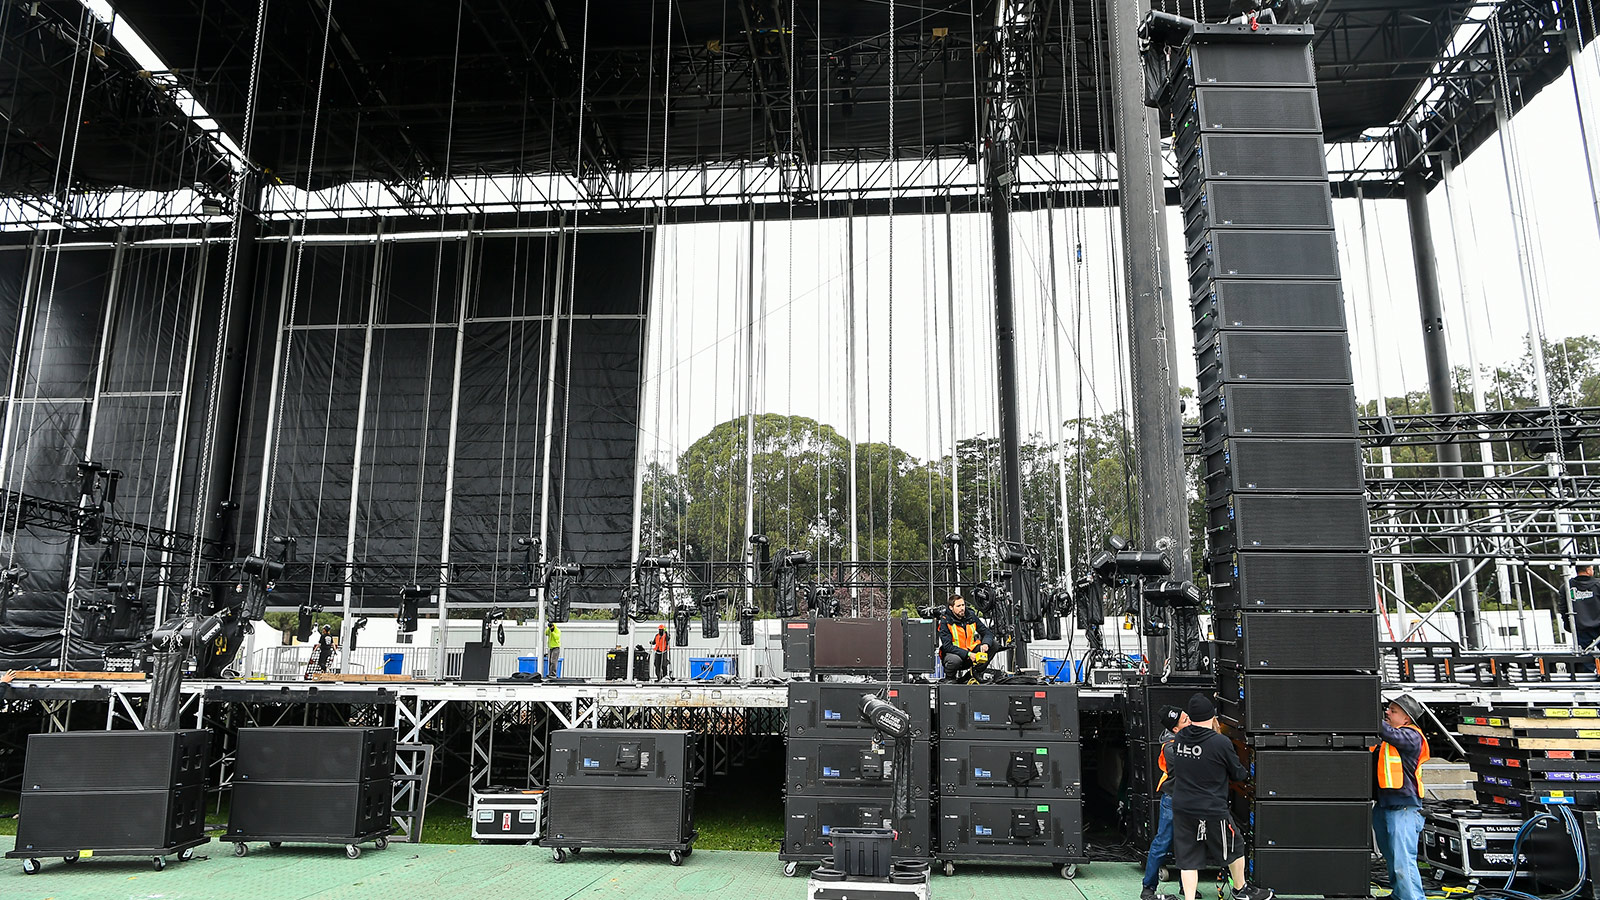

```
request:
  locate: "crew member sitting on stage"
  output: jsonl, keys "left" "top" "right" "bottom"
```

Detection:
{"left": 1141, "top": 705, "right": 1188, "bottom": 900}
{"left": 1373, "top": 694, "right": 1430, "bottom": 900}
{"left": 1167, "top": 694, "right": 1272, "bottom": 900}
{"left": 652, "top": 624, "right": 671, "bottom": 681}
{"left": 936, "top": 593, "right": 994, "bottom": 680}
{"left": 1569, "top": 563, "right": 1600, "bottom": 651}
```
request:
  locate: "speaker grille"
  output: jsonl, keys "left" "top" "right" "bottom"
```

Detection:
{"left": 1189, "top": 42, "right": 1315, "bottom": 85}
{"left": 23, "top": 730, "right": 209, "bottom": 792}
{"left": 1209, "top": 493, "right": 1370, "bottom": 551}
{"left": 1214, "top": 611, "right": 1379, "bottom": 670}
{"left": 1193, "top": 280, "right": 1344, "bottom": 343}
{"left": 548, "top": 784, "right": 692, "bottom": 845}
{"left": 1252, "top": 848, "right": 1372, "bottom": 896}
{"left": 1211, "top": 551, "right": 1377, "bottom": 611}
{"left": 1250, "top": 800, "right": 1371, "bottom": 849}
{"left": 1194, "top": 134, "right": 1327, "bottom": 180}
{"left": 235, "top": 727, "right": 394, "bottom": 784}
{"left": 1253, "top": 750, "right": 1373, "bottom": 800}
{"left": 1200, "top": 383, "right": 1359, "bottom": 440}
{"left": 228, "top": 780, "right": 393, "bottom": 839}
{"left": 1192, "top": 87, "right": 1322, "bottom": 132}
{"left": 1191, "top": 230, "right": 1340, "bottom": 285}
{"left": 1197, "top": 332, "right": 1353, "bottom": 391}
{"left": 18, "top": 787, "right": 205, "bottom": 851}
{"left": 1205, "top": 438, "right": 1364, "bottom": 495}
{"left": 1219, "top": 670, "right": 1379, "bottom": 733}
{"left": 1183, "top": 181, "right": 1333, "bottom": 248}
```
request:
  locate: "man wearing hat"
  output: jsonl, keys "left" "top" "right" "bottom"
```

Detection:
{"left": 1373, "top": 694, "right": 1430, "bottom": 900}
{"left": 1569, "top": 562, "right": 1600, "bottom": 652}
{"left": 651, "top": 624, "right": 671, "bottom": 681}
{"left": 1166, "top": 693, "right": 1272, "bottom": 900}
{"left": 1141, "top": 705, "right": 1189, "bottom": 900}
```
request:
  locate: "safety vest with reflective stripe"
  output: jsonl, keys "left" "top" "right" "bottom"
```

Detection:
{"left": 948, "top": 622, "right": 980, "bottom": 652}
{"left": 1373, "top": 723, "right": 1429, "bottom": 791}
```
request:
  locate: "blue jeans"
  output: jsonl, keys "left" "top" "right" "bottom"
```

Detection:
{"left": 1143, "top": 793, "right": 1175, "bottom": 890}
{"left": 1372, "top": 804, "right": 1424, "bottom": 900}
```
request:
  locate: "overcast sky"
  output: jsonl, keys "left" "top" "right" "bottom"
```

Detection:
{"left": 640, "top": 46, "right": 1600, "bottom": 465}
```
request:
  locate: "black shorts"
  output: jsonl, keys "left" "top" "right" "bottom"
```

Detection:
{"left": 1171, "top": 812, "right": 1244, "bottom": 870}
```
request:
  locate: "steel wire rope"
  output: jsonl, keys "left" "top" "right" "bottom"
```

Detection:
{"left": 886, "top": 0, "right": 897, "bottom": 682}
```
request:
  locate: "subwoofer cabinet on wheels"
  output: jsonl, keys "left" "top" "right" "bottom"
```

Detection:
{"left": 8, "top": 730, "right": 211, "bottom": 874}
{"left": 226, "top": 727, "right": 396, "bottom": 859}
{"left": 543, "top": 729, "right": 697, "bottom": 864}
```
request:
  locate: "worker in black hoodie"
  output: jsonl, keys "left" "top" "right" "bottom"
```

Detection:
{"left": 1570, "top": 563, "right": 1600, "bottom": 652}
{"left": 1165, "top": 693, "right": 1273, "bottom": 900}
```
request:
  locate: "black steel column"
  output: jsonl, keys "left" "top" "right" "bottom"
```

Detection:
{"left": 988, "top": 148, "right": 1029, "bottom": 669}
{"left": 1405, "top": 171, "right": 1483, "bottom": 648}
{"left": 1109, "top": 0, "right": 1190, "bottom": 671}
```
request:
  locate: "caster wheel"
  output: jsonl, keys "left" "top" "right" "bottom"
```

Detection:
{"left": 63, "top": 853, "right": 80, "bottom": 864}
{"left": 234, "top": 843, "right": 249, "bottom": 858}
{"left": 682, "top": 847, "right": 692, "bottom": 857}
{"left": 1061, "top": 864, "right": 1078, "bottom": 880}
{"left": 22, "top": 858, "right": 40, "bottom": 875}
{"left": 552, "top": 847, "right": 568, "bottom": 863}
{"left": 942, "top": 861, "right": 955, "bottom": 877}
{"left": 668, "top": 849, "right": 684, "bottom": 866}
{"left": 269, "top": 842, "right": 282, "bottom": 849}
{"left": 1159, "top": 865, "right": 1174, "bottom": 883}
{"left": 569, "top": 847, "right": 581, "bottom": 857}
{"left": 783, "top": 861, "right": 799, "bottom": 878}
{"left": 345, "top": 844, "right": 362, "bottom": 860}
{"left": 180, "top": 848, "right": 195, "bottom": 862}
{"left": 376, "top": 837, "right": 389, "bottom": 851}
{"left": 152, "top": 856, "right": 167, "bottom": 872}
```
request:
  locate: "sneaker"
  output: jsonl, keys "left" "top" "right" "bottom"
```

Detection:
{"left": 1234, "top": 884, "right": 1275, "bottom": 900}
{"left": 1142, "top": 887, "right": 1159, "bottom": 900}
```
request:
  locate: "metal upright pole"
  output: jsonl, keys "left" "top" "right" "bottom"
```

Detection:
{"left": 1404, "top": 172, "right": 1483, "bottom": 649}
{"left": 1108, "top": 0, "right": 1190, "bottom": 671}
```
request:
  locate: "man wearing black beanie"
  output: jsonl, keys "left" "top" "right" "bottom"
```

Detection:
{"left": 1166, "top": 693, "right": 1273, "bottom": 900}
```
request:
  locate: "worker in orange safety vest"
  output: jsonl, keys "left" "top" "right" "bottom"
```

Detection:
{"left": 1372, "top": 694, "right": 1431, "bottom": 900}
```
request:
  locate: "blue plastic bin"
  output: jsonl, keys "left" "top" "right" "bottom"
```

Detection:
{"left": 518, "top": 656, "right": 539, "bottom": 674}
{"left": 543, "top": 659, "right": 562, "bottom": 677}
{"left": 382, "top": 652, "right": 404, "bottom": 675}
{"left": 1042, "top": 657, "right": 1082, "bottom": 682}
{"left": 690, "top": 656, "right": 737, "bottom": 680}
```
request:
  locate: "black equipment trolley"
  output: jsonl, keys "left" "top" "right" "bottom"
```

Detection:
{"left": 543, "top": 728, "right": 697, "bottom": 864}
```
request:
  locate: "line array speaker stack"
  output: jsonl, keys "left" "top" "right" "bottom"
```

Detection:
{"left": 10, "top": 730, "right": 210, "bottom": 873}
{"left": 227, "top": 727, "right": 396, "bottom": 857}
{"left": 1120, "top": 675, "right": 1215, "bottom": 849}
{"left": 545, "top": 728, "right": 696, "bottom": 863}
{"left": 1157, "top": 22, "right": 1377, "bottom": 898}
{"left": 935, "top": 683, "right": 1084, "bottom": 878}
{"left": 783, "top": 683, "right": 935, "bottom": 869}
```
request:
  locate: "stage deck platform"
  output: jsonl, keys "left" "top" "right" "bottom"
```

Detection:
{"left": 0, "top": 835, "right": 1142, "bottom": 900}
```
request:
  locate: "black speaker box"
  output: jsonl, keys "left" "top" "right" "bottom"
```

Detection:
{"left": 937, "top": 797, "right": 1083, "bottom": 860}
{"left": 1210, "top": 551, "right": 1377, "bottom": 611}
{"left": 605, "top": 649, "right": 628, "bottom": 680}
{"left": 227, "top": 779, "right": 392, "bottom": 840}
{"left": 1176, "top": 87, "right": 1322, "bottom": 137}
{"left": 1188, "top": 230, "right": 1340, "bottom": 293}
{"left": 461, "top": 641, "right": 492, "bottom": 682}
{"left": 546, "top": 783, "right": 695, "bottom": 849}
{"left": 1199, "top": 383, "right": 1359, "bottom": 443}
{"left": 782, "top": 620, "right": 812, "bottom": 672}
{"left": 1182, "top": 180, "right": 1333, "bottom": 250}
{"left": 936, "top": 684, "right": 1079, "bottom": 740}
{"left": 1192, "top": 280, "right": 1345, "bottom": 345}
{"left": 1213, "top": 611, "right": 1379, "bottom": 671}
{"left": 1124, "top": 789, "right": 1160, "bottom": 847}
{"left": 808, "top": 618, "right": 936, "bottom": 675}
{"left": 785, "top": 737, "right": 932, "bottom": 799}
{"left": 782, "top": 795, "right": 931, "bottom": 861}
{"left": 787, "top": 683, "right": 933, "bottom": 739}
{"left": 1182, "top": 134, "right": 1328, "bottom": 187}
{"left": 1241, "top": 799, "right": 1371, "bottom": 849}
{"left": 549, "top": 729, "right": 693, "bottom": 787}
{"left": 235, "top": 727, "right": 395, "bottom": 784}
{"left": 1204, "top": 438, "right": 1364, "bottom": 498}
{"left": 17, "top": 786, "right": 205, "bottom": 852}
{"left": 22, "top": 730, "right": 209, "bottom": 792}
{"left": 1219, "top": 669, "right": 1379, "bottom": 734}
{"left": 1186, "top": 38, "right": 1314, "bottom": 86}
{"left": 937, "top": 740, "right": 1081, "bottom": 798}
{"left": 1251, "top": 848, "right": 1371, "bottom": 896}
{"left": 1208, "top": 493, "right": 1370, "bottom": 552}
{"left": 632, "top": 649, "right": 651, "bottom": 681}
{"left": 1252, "top": 750, "right": 1373, "bottom": 800}
{"left": 1525, "top": 809, "right": 1600, "bottom": 898}
{"left": 1196, "top": 332, "right": 1353, "bottom": 394}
